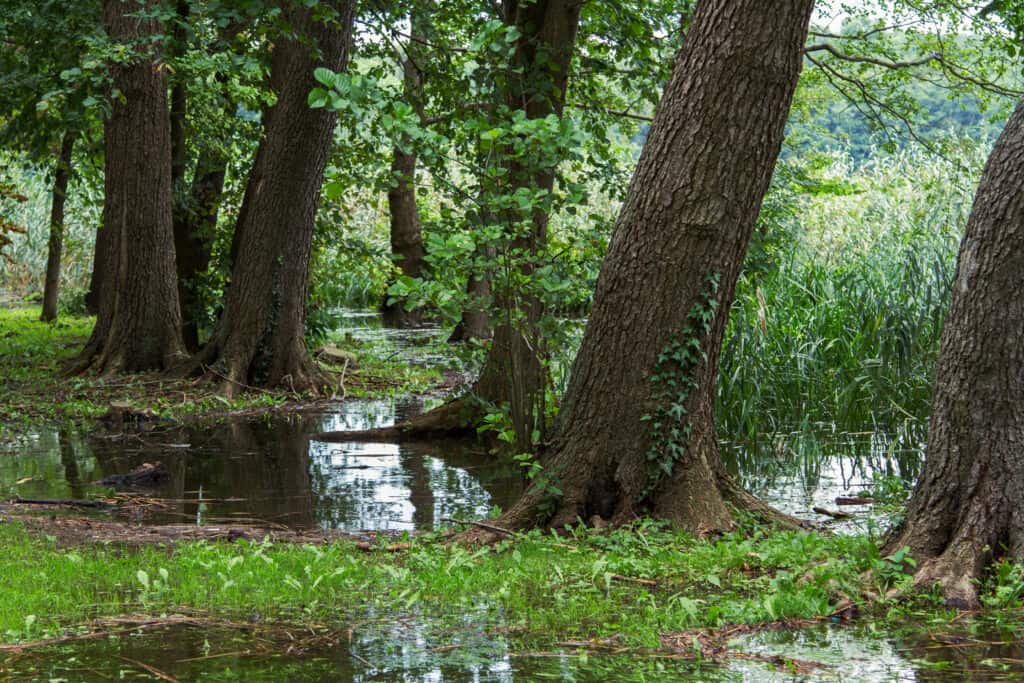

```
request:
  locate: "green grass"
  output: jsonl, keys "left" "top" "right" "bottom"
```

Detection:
{"left": 0, "top": 520, "right": 887, "bottom": 648}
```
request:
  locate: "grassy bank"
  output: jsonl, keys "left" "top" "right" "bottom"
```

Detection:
{"left": 0, "top": 520, "right": 901, "bottom": 649}
{"left": 0, "top": 306, "right": 446, "bottom": 439}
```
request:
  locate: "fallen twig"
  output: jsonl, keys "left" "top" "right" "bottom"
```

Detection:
{"left": 442, "top": 517, "right": 516, "bottom": 537}
{"left": 116, "top": 656, "right": 180, "bottom": 683}
{"left": 812, "top": 506, "right": 852, "bottom": 519}
{"left": 611, "top": 574, "right": 658, "bottom": 587}
{"left": 12, "top": 497, "right": 112, "bottom": 510}
{"left": 835, "top": 496, "right": 875, "bottom": 506}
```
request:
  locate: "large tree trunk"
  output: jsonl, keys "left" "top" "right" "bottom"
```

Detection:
{"left": 381, "top": 14, "right": 427, "bottom": 328}
{"left": 72, "top": 0, "right": 186, "bottom": 374}
{"left": 197, "top": 1, "right": 355, "bottom": 395}
{"left": 175, "top": 150, "right": 226, "bottom": 350}
{"left": 169, "top": 1, "right": 231, "bottom": 351}
{"left": 40, "top": 129, "right": 75, "bottom": 322}
{"left": 490, "top": 0, "right": 815, "bottom": 533}
{"left": 447, "top": 269, "right": 492, "bottom": 342}
{"left": 882, "top": 99, "right": 1024, "bottom": 609}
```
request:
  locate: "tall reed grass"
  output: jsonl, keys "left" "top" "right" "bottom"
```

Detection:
{"left": 718, "top": 142, "right": 987, "bottom": 441}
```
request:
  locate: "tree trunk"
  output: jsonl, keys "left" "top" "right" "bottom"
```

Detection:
{"left": 198, "top": 1, "right": 355, "bottom": 394}
{"left": 72, "top": 0, "right": 185, "bottom": 374}
{"left": 175, "top": 149, "right": 226, "bottom": 350}
{"left": 381, "top": 14, "right": 427, "bottom": 328}
{"left": 40, "top": 129, "right": 75, "bottom": 322}
{"left": 447, "top": 271, "right": 492, "bottom": 342}
{"left": 85, "top": 223, "right": 106, "bottom": 315}
{"left": 882, "top": 99, "right": 1024, "bottom": 609}
{"left": 491, "top": 0, "right": 816, "bottom": 533}
{"left": 473, "top": 0, "right": 582, "bottom": 449}
{"left": 168, "top": 1, "right": 230, "bottom": 351}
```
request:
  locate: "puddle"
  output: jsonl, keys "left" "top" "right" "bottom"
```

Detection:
{"left": 1, "top": 399, "right": 523, "bottom": 531}
{"left": 6, "top": 618, "right": 1023, "bottom": 681}
{"left": 722, "top": 425, "right": 925, "bottom": 533}
{"left": 731, "top": 621, "right": 1024, "bottom": 682}
{"left": 333, "top": 308, "right": 454, "bottom": 367}
{"left": 0, "top": 622, "right": 730, "bottom": 682}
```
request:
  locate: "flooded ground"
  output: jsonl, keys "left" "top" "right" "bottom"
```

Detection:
{"left": 1, "top": 399, "right": 523, "bottom": 532}
{"left": 3, "top": 310, "right": 1021, "bottom": 681}
{"left": 2, "top": 617, "right": 1022, "bottom": 682}
{"left": 1, "top": 310, "right": 918, "bottom": 534}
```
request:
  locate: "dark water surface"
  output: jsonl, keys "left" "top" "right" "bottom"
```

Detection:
{"left": 1, "top": 399, "right": 523, "bottom": 532}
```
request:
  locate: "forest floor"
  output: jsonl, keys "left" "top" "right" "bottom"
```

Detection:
{"left": 3, "top": 305, "right": 1024, "bottom": 679}
{"left": 0, "top": 306, "right": 447, "bottom": 442}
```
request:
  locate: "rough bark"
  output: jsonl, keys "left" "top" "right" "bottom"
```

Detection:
{"left": 196, "top": 1, "right": 355, "bottom": 394}
{"left": 381, "top": 14, "right": 427, "bottom": 328}
{"left": 883, "top": 99, "right": 1024, "bottom": 609}
{"left": 447, "top": 272, "right": 492, "bottom": 342}
{"left": 169, "top": 1, "right": 230, "bottom": 351}
{"left": 72, "top": 0, "right": 186, "bottom": 374}
{"left": 40, "top": 129, "right": 75, "bottom": 322}
{"left": 176, "top": 149, "right": 226, "bottom": 351}
{"left": 488, "top": 0, "right": 816, "bottom": 533}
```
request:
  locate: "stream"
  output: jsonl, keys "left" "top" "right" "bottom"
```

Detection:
{"left": 1, "top": 310, "right": 1021, "bottom": 681}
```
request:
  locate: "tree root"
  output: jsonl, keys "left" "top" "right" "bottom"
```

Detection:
{"left": 312, "top": 396, "right": 481, "bottom": 442}
{"left": 881, "top": 530, "right": 992, "bottom": 610}
{"left": 718, "top": 472, "right": 813, "bottom": 531}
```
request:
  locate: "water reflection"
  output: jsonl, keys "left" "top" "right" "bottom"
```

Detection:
{"left": 733, "top": 621, "right": 1024, "bottom": 682}
{"left": 721, "top": 423, "right": 926, "bottom": 532}
{"left": 5, "top": 617, "right": 1021, "bottom": 681}
{"left": 1, "top": 400, "right": 523, "bottom": 532}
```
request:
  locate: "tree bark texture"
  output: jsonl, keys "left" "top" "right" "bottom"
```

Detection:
{"left": 175, "top": 149, "right": 226, "bottom": 350}
{"left": 201, "top": 1, "right": 355, "bottom": 394}
{"left": 381, "top": 16, "right": 427, "bottom": 328}
{"left": 40, "top": 129, "right": 75, "bottom": 322}
{"left": 493, "top": 0, "right": 815, "bottom": 532}
{"left": 883, "top": 99, "right": 1024, "bottom": 609}
{"left": 73, "top": 0, "right": 185, "bottom": 373}
{"left": 168, "top": 1, "right": 230, "bottom": 351}
{"left": 447, "top": 271, "right": 492, "bottom": 342}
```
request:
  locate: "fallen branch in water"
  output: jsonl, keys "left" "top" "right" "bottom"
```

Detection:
{"left": 116, "top": 656, "right": 180, "bottom": 683}
{"left": 812, "top": 506, "right": 852, "bottom": 519}
{"left": 12, "top": 497, "right": 112, "bottom": 510}
{"left": 835, "top": 496, "right": 876, "bottom": 506}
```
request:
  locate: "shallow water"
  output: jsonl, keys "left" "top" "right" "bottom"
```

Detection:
{"left": 1, "top": 399, "right": 523, "bottom": 531}
{"left": 3, "top": 617, "right": 1022, "bottom": 682}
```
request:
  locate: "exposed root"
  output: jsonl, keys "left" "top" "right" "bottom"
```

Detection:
{"left": 313, "top": 396, "right": 481, "bottom": 442}
{"left": 718, "top": 473, "right": 813, "bottom": 531}
{"left": 881, "top": 533, "right": 990, "bottom": 610}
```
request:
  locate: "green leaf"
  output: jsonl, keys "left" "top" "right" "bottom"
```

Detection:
{"left": 323, "top": 181, "right": 343, "bottom": 201}
{"left": 313, "top": 67, "right": 336, "bottom": 87}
